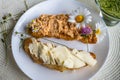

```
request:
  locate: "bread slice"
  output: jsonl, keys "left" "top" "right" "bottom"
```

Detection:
{"left": 27, "top": 14, "right": 97, "bottom": 44}
{"left": 23, "top": 38, "right": 97, "bottom": 72}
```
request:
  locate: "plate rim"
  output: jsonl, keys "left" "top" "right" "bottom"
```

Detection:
{"left": 11, "top": 0, "right": 110, "bottom": 80}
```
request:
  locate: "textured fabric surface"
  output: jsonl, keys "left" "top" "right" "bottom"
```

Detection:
{"left": 0, "top": 0, "right": 120, "bottom": 80}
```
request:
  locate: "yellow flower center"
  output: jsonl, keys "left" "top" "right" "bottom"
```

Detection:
{"left": 32, "top": 20, "right": 36, "bottom": 23}
{"left": 32, "top": 20, "right": 34, "bottom": 22}
{"left": 96, "top": 28, "right": 101, "bottom": 35}
{"left": 75, "top": 15, "right": 84, "bottom": 23}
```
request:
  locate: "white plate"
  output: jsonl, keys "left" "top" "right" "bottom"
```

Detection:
{"left": 11, "top": 0, "right": 109, "bottom": 80}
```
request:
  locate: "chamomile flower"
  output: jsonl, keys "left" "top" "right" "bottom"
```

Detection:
{"left": 68, "top": 7, "right": 92, "bottom": 28}
{"left": 32, "top": 26, "right": 39, "bottom": 32}
{"left": 95, "top": 22, "right": 106, "bottom": 43}
{"left": 28, "top": 20, "right": 40, "bottom": 32}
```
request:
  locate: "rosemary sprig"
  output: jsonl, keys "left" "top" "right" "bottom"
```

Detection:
{"left": 15, "top": 31, "right": 29, "bottom": 51}
{"left": 0, "top": 0, "right": 29, "bottom": 65}
{"left": 1, "top": 23, "right": 8, "bottom": 65}
{"left": 0, "top": 29, "right": 8, "bottom": 34}
{"left": 19, "top": 38, "right": 24, "bottom": 52}
{"left": 24, "top": 0, "right": 28, "bottom": 10}
{"left": 0, "top": 13, "right": 12, "bottom": 25}
{"left": 3, "top": 37, "right": 8, "bottom": 65}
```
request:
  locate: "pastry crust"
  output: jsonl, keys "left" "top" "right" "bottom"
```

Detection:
{"left": 23, "top": 38, "right": 96, "bottom": 72}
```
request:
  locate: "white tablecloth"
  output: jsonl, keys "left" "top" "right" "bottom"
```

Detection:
{"left": 0, "top": 0, "right": 120, "bottom": 80}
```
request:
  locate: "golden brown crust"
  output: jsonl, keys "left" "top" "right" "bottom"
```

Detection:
{"left": 90, "top": 52, "right": 96, "bottom": 59}
{"left": 23, "top": 38, "right": 43, "bottom": 64}
{"left": 27, "top": 14, "right": 97, "bottom": 44}
{"left": 23, "top": 38, "right": 68, "bottom": 72}
{"left": 23, "top": 38, "right": 96, "bottom": 72}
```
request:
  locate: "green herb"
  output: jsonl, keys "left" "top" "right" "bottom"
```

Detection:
{"left": 15, "top": 31, "right": 26, "bottom": 36}
{"left": 2, "top": 33, "right": 8, "bottom": 65}
{"left": 93, "top": 30, "right": 96, "bottom": 33}
{"left": 15, "top": 31, "right": 18, "bottom": 34}
{"left": 1, "top": 38, "right": 4, "bottom": 43}
{"left": 0, "top": 30, "right": 7, "bottom": 34}
{"left": 2, "top": 16, "right": 7, "bottom": 20}
{"left": 98, "top": 0, "right": 120, "bottom": 18}
{"left": 21, "top": 34, "right": 24, "bottom": 37}
{"left": 8, "top": 13, "right": 12, "bottom": 17}
{"left": 0, "top": 0, "right": 29, "bottom": 65}
{"left": 24, "top": 0, "right": 28, "bottom": 10}
{"left": 19, "top": 38, "right": 24, "bottom": 51}
{"left": 14, "top": 31, "right": 30, "bottom": 51}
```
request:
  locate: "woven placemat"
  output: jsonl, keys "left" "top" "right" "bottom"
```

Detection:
{"left": 0, "top": 0, "right": 120, "bottom": 80}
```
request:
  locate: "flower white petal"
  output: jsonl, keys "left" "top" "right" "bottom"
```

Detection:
{"left": 69, "top": 15, "right": 75, "bottom": 19}
{"left": 81, "top": 23, "right": 86, "bottom": 27}
{"left": 68, "top": 19, "right": 76, "bottom": 23}
{"left": 71, "top": 10, "right": 76, "bottom": 15}
{"left": 86, "top": 16, "right": 92, "bottom": 23}
{"left": 73, "top": 9, "right": 80, "bottom": 16}
{"left": 97, "top": 32, "right": 106, "bottom": 43}
{"left": 76, "top": 23, "right": 81, "bottom": 28}
{"left": 95, "top": 23, "right": 99, "bottom": 29}
{"left": 84, "top": 8, "right": 91, "bottom": 16}
{"left": 77, "top": 7, "right": 83, "bottom": 13}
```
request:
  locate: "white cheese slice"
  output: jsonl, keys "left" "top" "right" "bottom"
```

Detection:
{"left": 50, "top": 46, "right": 86, "bottom": 68}
{"left": 28, "top": 38, "right": 97, "bottom": 69}
{"left": 28, "top": 38, "right": 39, "bottom": 58}
{"left": 72, "top": 49, "right": 97, "bottom": 66}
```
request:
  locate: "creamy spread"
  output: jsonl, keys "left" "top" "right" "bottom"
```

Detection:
{"left": 28, "top": 14, "right": 97, "bottom": 44}
{"left": 28, "top": 38, "right": 97, "bottom": 68}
